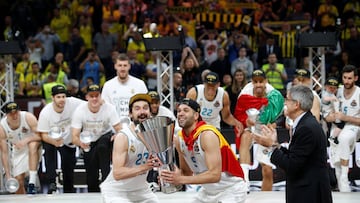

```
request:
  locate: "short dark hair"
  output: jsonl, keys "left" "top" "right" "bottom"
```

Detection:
{"left": 342, "top": 64, "right": 358, "bottom": 76}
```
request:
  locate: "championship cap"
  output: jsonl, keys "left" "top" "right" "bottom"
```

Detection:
{"left": 179, "top": 98, "right": 201, "bottom": 113}
{"left": 51, "top": 85, "right": 67, "bottom": 96}
{"left": 3, "top": 101, "right": 19, "bottom": 114}
{"left": 148, "top": 91, "right": 160, "bottom": 100}
{"left": 325, "top": 77, "right": 339, "bottom": 87}
{"left": 129, "top": 93, "right": 152, "bottom": 110}
{"left": 204, "top": 72, "right": 220, "bottom": 84}
{"left": 87, "top": 84, "right": 101, "bottom": 93}
{"left": 252, "top": 69, "right": 266, "bottom": 78}
{"left": 295, "top": 69, "right": 310, "bottom": 78}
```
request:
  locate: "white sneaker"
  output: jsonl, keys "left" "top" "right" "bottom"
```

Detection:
{"left": 339, "top": 175, "right": 351, "bottom": 192}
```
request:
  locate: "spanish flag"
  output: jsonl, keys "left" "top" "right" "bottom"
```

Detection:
{"left": 179, "top": 123, "right": 244, "bottom": 178}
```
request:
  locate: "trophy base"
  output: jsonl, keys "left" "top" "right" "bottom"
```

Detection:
{"left": 161, "top": 184, "right": 178, "bottom": 194}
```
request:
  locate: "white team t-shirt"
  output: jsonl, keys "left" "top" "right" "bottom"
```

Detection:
{"left": 37, "top": 97, "right": 86, "bottom": 147}
{"left": 101, "top": 75, "right": 148, "bottom": 119}
{"left": 71, "top": 102, "right": 120, "bottom": 142}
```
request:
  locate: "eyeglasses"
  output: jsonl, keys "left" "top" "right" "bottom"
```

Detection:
{"left": 285, "top": 98, "right": 297, "bottom": 103}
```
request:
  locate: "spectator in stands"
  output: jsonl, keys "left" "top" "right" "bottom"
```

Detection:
{"left": 93, "top": 21, "right": 117, "bottom": 80}
{"left": 28, "top": 38, "right": 44, "bottom": 70}
{"left": 50, "top": 7, "right": 71, "bottom": 61}
{"left": 228, "top": 33, "right": 250, "bottom": 65}
{"left": 209, "top": 47, "right": 231, "bottom": 86}
{"left": 44, "top": 63, "right": 69, "bottom": 86}
{"left": 68, "top": 26, "right": 86, "bottom": 81}
{"left": 225, "top": 69, "right": 248, "bottom": 115}
{"left": 262, "top": 53, "right": 287, "bottom": 95}
{"left": 45, "top": 52, "right": 70, "bottom": 76}
{"left": 25, "top": 62, "right": 44, "bottom": 97}
{"left": 257, "top": 35, "right": 282, "bottom": 68}
{"left": 317, "top": 0, "right": 339, "bottom": 32}
{"left": 34, "top": 25, "right": 60, "bottom": 70}
{"left": 79, "top": 49, "right": 104, "bottom": 89}
{"left": 127, "top": 31, "right": 147, "bottom": 64}
{"left": 180, "top": 47, "right": 201, "bottom": 91}
{"left": 231, "top": 47, "right": 254, "bottom": 81}
{"left": 72, "top": 84, "right": 121, "bottom": 192}
{"left": 343, "top": 27, "right": 360, "bottom": 68}
{"left": 197, "top": 29, "right": 224, "bottom": 65}
{"left": 15, "top": 52, "right": 32, "bottom": 77}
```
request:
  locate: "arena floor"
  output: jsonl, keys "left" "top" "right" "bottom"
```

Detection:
{"left": 0, "top": 191, "right": 359, "bottom": 203}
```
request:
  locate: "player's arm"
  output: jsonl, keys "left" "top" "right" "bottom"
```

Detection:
{"left": 71, "top": 127, "right": 90, "bottom": 150}
{"left": 0, "top": 126, "right": 11, "bottom": 179}
{"left": 177, "top": 131, "right": 222, "bottom": 185}
{"left": 221, "top": 92, "right": 243, "bottom": 134}
{"left": 112, "top": 132, "right": 154, "bottom": 180}
{"left": 185, "top": 87, "right": 197, "bottom": 100}
{"left": 174, "top": 136, "right": 193, "bottom": 176}
{"left": 25, "top": 112, "right": 42, "bottom": 142}
{"left": 311, "top": 95, "right": 321, "bottom": 122}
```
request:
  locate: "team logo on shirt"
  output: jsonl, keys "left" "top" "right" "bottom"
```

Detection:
{"left": 351, "top": 100, "right": 357, "bottom": 107}
{"left": 22, "top": 127, "right": 28, "bottom": 133}
{"left": 130, "top": 144, "right": 136, "bottom": 153}
{"left": 193, "top": 142, "right": 200, "bottom": 153}
{"left": 214, "top": 101, "right": 220, "bottom": 107}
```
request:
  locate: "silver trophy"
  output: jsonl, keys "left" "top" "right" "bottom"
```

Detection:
{"left": 49, "top": 126, "right": 64, "bottom": 147}
{"left": 332, "top": 100, "right": 342, "bottom": 123}
{"left": 1, "top": 143, "right": 20, "bottom": 193}
{"left": 136, "top": 116, "right": 176, "bottom": 194}
{"left": 246, "top": 108, "right": 261, "bottom": 136}
{"left": 80, "top": 131, "right": 93, "bottom": 152}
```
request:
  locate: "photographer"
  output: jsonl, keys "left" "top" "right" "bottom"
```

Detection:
{"left": 262, "top": 53, "right": 287, "bottom": 95}
{"left": 79, "top": 49, "right": 104, "bottom": 89}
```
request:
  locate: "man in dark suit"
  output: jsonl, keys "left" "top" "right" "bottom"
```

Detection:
{"left": 257, "top": 35, "right": 282, "bottom": 67}
{"left": 254, "top": 85, "right": 333, "bottom": 203}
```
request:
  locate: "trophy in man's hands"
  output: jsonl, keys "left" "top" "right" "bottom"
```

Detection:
{"left": 246, "top": 108, "right": 261, "bottom": 136}
{"left": 332, "top": 100, "right": 342, "bottom": 123}
{"left": 136, "top": 116, "right": 177, "bottom": 194}
{"left": 49, "top": 126, "right": 65, "bottom": 147}
{"left": 80, "top": 131, "right": 93, "bottom": 152}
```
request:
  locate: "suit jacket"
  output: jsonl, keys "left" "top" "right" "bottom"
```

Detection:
{"left": 271, "top": 112, "right": 333, "bottom": 203}
{"left": 257, "top": 44, "right": 282, "bottom": 67}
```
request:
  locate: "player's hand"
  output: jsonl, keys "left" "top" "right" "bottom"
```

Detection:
{"left": 159, "top": 165, "right": 182, "bottom": 185}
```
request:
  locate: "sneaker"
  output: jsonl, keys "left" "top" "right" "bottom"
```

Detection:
{"left": 47, "top": 183, "right": 57, "bottom": 194}
{"left": 339, "top": 175, "right": 351, "bottom": 192}
{"left": 27, "top": 183, "right": 37, "bottom": 194}
{"left": 149, "top": 182, "right": 160, "bottom": 192}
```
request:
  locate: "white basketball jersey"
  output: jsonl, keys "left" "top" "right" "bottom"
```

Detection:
{"left": 100, "top": 126, "right": 149, "bottom": 191}
{"left": 337, "top": 86, "right": 360, "bottom": 119}
{"left": 196, "top": 85, "right": 224, "bottom": 129}
{"left": 178, "top": 133, "right": 243, "bottom": 193}
{"left": 1, "top": 111, "right": 32, "bottom": 156}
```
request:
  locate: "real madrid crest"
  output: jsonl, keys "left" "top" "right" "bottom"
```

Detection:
{"left": 214, "top": 101, "right": 220, "bottom": 107}
{"left": 194, "top": 142, "right": 199, "bottom": 152}
{"left": 351, "top": 100, "right": 357, "bottom": 107}
{"left": 130, "top": 144, "right": 136, "bottom": 153}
